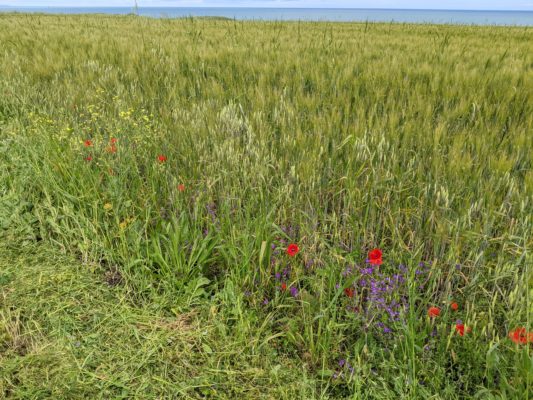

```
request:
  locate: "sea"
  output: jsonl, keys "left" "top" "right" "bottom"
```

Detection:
{"left": 0, "top": 7, "right": 533, "bottom": 26}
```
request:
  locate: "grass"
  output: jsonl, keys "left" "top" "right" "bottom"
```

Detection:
{"left": 0, "top": 13, "right": 532, "bottom": 399}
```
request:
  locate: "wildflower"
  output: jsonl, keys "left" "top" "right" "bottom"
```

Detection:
{"left": 281, "top": 282, "right": 287, "bottom": 291}
{"left": 178, "top": 184, "right": 185, "bottom": 192}
{"left": 290, "top": 286, "right": 298, "bottom": 297}
{"left": 84, "top": 139, "right": 92, "bottom": 147}
{"left": 85, "top": 155, "right": 93, "bottom": 162}
{"left": 110, "top": 137, "right": 118, "bottom": 144}
{"left": 106, "top": 145, "right": 117, "bottom": 154}
{"left": 428, "top": 307, "right": 440, "bottom": 318}
{"left": 157, "top": 154, "right": 167, "bottom": 163}
{"left": 262, "top": 298, "right": 269, "bottom": 305}
{"left": 509, "top": 327, "right": 532, "bottom": 345}
{"left": 287, "top": 243, "right": 300, "bottom": 257}
{"left": 344, "top": 287, "right": 354, "bottom": 298}
{"left": 368, "top": 249, "right": 383, "bottom": 266}
{"left": 338, "top": 359, "right": 346, "bottom": 367}
{"left": 451, "top": 302, "right": 459, "bottom": 311}
{"left": 455, "top": 323, "right": 465, "bottom": 336}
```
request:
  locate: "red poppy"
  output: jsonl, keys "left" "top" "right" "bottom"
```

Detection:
{"left": 106, "top": 145, "right": 117, "bottom": 154}
{"left": 85, "top": 155, "right": 93, "bottom": 162}
{"left": 509, "top": 327, "right": 532, "bottom": 345}
{"left": 84, "top": 139, "right": 93, "bottom": 147}
{"left": 110, "top": 137, "right": 118, "bottom": 144}
{"left": 428, "top": 307, "right": 440, "bottom": 318}
{"left": 455, "top": 323, "right": 465, "bottom": 336}
{"left": 178, "top": 184, "right": 185, "bottom": 192}
{"left": 451, "top": 302, "right": 459, "bottom": 311}
{"left": 287, "top": 243, "right": 300, "bottom": 257}
{"left": 344, "top": 287, "right": 354, "bottom": 298}
{"left": 368, "top": 249, "right": 383, "bottom": 265}
{"left": 281, "top": 282, "right": 287, "bottom": 291}
{"left": 157, "top": 155, "right": 167, "bottom": 163}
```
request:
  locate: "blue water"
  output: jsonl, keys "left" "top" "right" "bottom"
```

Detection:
{"left": 1, "top": 7, "right": 533, "bottom": 26}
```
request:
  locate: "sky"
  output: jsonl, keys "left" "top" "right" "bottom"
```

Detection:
{"left": 2, "top": 0, "right": 533, "bottom": 11}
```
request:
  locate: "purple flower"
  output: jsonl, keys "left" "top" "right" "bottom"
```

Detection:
{"left": 338, "top": 359, "right": 346, "bottom": 367}
{"left": 275, "top": 272, "right": 281, "bottom": 280}
{"left": 262, "top": 298, "right": 269, "bottom": 305}
{"left": 290, "top": 286, "right": 298, "bottom": 297}
{"left": 455, "top": 264, "right": 461, "bottom": 270}
{"left": 271, "top": 243, "right": 276, "bottom": 250}
{"left": 361, "top": 267, "right": 374, "bottom": 275}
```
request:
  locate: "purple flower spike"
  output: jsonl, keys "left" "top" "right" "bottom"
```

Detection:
{"left": 290, "top": 286, "right": 298, "bottom": 297}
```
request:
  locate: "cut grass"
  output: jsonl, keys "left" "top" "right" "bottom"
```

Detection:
{"left": 0, "top": 243, "right": 322, "bottom": 399}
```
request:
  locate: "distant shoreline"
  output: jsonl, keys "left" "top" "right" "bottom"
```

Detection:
{"left": 1, "top": 7, "right": 532, "bottom": 26}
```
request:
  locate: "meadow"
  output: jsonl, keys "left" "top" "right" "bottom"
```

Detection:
{"left": 0, "top": 13, "right": 532, "bottom": 399}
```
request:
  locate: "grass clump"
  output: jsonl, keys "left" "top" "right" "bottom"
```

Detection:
{"left": 0, "top": 14, "right": 532, "bottom": 399}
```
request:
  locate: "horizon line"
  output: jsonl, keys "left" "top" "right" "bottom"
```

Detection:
{"left": 1, "top": 6, "right": 533, "bottom": 12}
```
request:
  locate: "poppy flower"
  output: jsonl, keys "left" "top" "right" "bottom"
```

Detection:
{"left": 287, "top": 243, "right": 299, "bottom": 257}
{"left": 178, "top": 184, "right": 185, "bottom": 192}
{"left": 84, "top": 139, "right": 93, "bottom": 147}
{"left": 455, "top": 323, "right": 465, "bottom": 336}
{"left": 85, "top": 155, "right": 93, "bottom": 162}
{"left": 428, "top": 307, "right": 440, "bottom": 318}
{"left": 368, "top": 249, "right": 383, "bottom": 265}
{"left": 157, "top": 155, "right": 167, "bottom": 163}
{"left": 344, "top": 287, "right": 354, "bottom": 298}
{"left": 106, "top": 145, "right": 117, "bottom": 154}
{"left": 110, "top": 137, "right": 118, "bottom": 144}
{"left": 509, "top": 327, "right": 532, "bottom": 345}
{"left": 451, "top": 302, "right": 459, "bottom": 311}
{"left": 281, "top": 282, "right": 287, "bottom": 291}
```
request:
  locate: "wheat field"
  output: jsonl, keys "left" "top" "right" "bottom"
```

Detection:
{"left": 0, "top": 14, "right": 532, "bottom": 399}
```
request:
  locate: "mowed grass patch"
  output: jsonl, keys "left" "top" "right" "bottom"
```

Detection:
{"left": 0, "top": 243, "right": 323, "bottom": 399}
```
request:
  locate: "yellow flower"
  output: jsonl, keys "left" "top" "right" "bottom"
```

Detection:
{"left": 104, "top": 203, "right": 113, "bottom": 211}
{"left": 119, "top": 217, "right": 134, "bottom": 230}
